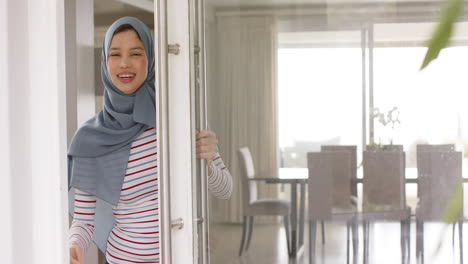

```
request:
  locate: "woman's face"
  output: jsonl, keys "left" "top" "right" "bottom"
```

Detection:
{"left": 107, "top": 30, "right": 148, "bottom": 94}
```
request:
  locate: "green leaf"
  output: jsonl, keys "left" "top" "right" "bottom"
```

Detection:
{"left": 442, "top": 180, "right": 463, "bottom": 223}
{"left": 420, "top": 0, "right": 463, "bottom": 70}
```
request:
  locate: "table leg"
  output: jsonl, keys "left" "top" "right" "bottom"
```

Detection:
{"left": 290, "top": 183, "right": 298, "bottom": 257}
{"left": 299, "top": 182, "right": 306, "bottom": 248}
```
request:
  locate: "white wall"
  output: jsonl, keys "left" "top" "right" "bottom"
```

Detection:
{"left": 0, "top": 0, "right": 69, "bottom": 263}
{"left": 0, "top": 0, "right": 99, "bottom": 262}
{"left": 0, "top": 0, "right": 13, "bottom": 261}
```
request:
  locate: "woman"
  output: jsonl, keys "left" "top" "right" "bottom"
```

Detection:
{"left": 68, "top": 17, "right": 232, "bottom": 264}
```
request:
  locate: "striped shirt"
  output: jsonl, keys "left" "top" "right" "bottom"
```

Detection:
{"left": 69, "top": 127, "right": 232, "bottom": 263}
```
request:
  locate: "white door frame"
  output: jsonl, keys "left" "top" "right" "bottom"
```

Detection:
{"left": 0, "top": 0, "right": 69, "bottom": 263}
{"left": 156, "top": 0, "right": 197, "bottom": 263}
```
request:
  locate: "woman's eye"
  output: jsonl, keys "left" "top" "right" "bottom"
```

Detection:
{"left": 110, "top": 53, "right": 120, "bottom": 57}
{"left": 131, "top": 53, "right": 142, "bottom": 56}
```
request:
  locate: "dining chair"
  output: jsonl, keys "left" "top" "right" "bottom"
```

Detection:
{"left": 321, "top": 145, "right": 358, "bottom": 203}
{"left": 415, "top": 144, "right": 455, "bottom": 208}
{"left": 237, "top": 147, "right": 291, "bottom": 256}
{"left": 361, "top": 150, "right": 411, "bottom": 264}
{"left": 308, "top": 151, "right": 358, "bottom": 264}
{"left": 416, "top": 144, "right": 457, "bottom": 249}
{"left": 320, "top": 146, "right": 358, "bottom": 246}
{"left": 415, "top": 151, "right": 463, "bottom": 264}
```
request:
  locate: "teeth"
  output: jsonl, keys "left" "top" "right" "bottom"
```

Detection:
{"left": 118, "top": 74, "right": 134, "bottom": 78}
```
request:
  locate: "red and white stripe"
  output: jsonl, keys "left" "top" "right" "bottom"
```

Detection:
{"left": 69, "top": 126, "right": 232, "bottom": 263}
{"left": 208, "top": 153, "right": 233, "bottom": 199}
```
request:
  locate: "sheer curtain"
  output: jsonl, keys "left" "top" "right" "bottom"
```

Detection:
{"left": 208, "top": 15, "right": 279, "bottom": 223}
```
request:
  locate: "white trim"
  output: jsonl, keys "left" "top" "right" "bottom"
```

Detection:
{"left": 28, "top": 0, "right": 68, "bottom": 263}
{"left": 155, "top": 0, "right": 173, "bottom": 263}
{"left": 0, "top": 0, "right": 68, "bottom": 263}
{"left": 0, "top": 0, "right": 12, "bottom": 262}
{"left": 5, "top": 1, "right": 34, "bottom": 262}
{"left": 167, "top": 0, "right": 196, "bottom": 263}
{"left": 190, "top": 0, "right": 211, "bottom": 261}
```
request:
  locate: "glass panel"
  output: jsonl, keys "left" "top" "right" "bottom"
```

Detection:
{"left": 278, "top": 34, "right": 363, "bottom": 168}
{"left": 196, "top": 0, "right": 468, "bottom": 263}
{"left": 190, "top": 0, "right": 211, "bottom": 262}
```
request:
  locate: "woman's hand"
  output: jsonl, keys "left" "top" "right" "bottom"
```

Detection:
{"left": 70, "top": 242, "right": 84, "bottom": 264}
{"left": 196, "top": 130, "right": 218, "bottom": 164}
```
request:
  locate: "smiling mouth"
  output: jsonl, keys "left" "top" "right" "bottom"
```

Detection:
{"left": 117, "top": 73, "right": 136, "bottom": 83}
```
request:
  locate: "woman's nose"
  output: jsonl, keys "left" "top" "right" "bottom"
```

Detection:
{"left": 120, "top": 56, "right": 131, "bottom": 68}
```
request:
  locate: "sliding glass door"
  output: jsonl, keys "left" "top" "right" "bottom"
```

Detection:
{"left": 164, "top": 0, "right": 468, "bottom": 263}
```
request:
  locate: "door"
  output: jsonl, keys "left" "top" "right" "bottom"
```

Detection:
{"left": 155, "top": 0, "right": 205, "bottom": 263}
{"left": 159, "top": 0, "right": 468, "bottom": 263}
{"left": 160, "top": 0, "right": 368, "bottom": 263}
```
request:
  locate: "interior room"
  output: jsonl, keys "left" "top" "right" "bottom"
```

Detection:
{"left": 3, "top": 0, "right": 467, "bottom": 263}
{"left": 88, "top": 0, "right": 468, "bottom": 263}
{"left": 203, "top": 0, "right": 468, "bottom": 264}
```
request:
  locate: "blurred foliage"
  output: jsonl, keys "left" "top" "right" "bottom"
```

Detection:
{"left": 442, "top": 179, "right": 463, "bottom": 223}
{"left": 420, "top": 3, "right": 465, "bottom": 254}
{"left": 434, "top": 180, "right": 463, "bottom": 256}
{"left": 420, "top": 0, "right": 463, "bottom": 69}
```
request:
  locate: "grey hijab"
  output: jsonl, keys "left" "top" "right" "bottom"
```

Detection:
{"left": 68, "top": 17, "right": 156, "bottom": 252}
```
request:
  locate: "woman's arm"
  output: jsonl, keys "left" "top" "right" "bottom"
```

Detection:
{"left": 207, "top": 152, "right": 233, "bottom": 199}
{"left": 69, "top": 189, "right": 97, "bottom": 263}
{"left": 196, "top": 130, "right": 233, "bottom": 199}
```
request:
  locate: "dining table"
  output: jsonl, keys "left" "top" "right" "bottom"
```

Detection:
{"left": 247, "top": 167, "right": 467, "bottom": 259}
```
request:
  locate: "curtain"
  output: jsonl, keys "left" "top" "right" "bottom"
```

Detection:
{"left": 207, "top": 15, "right": 279, "bottom": 223}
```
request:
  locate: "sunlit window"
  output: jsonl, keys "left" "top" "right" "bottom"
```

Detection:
{"left": 278, "top": 46, "right": 468, "bottom": 168}
{"left": 278, "top": 48, "right": 363, "bottom": 168}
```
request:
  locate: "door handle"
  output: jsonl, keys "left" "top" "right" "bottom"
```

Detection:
{"left": 171, "top": 217, "right": 184, "bottom": 230}
{"left": 168, "top": 43, "right": 181, "bottom": 55}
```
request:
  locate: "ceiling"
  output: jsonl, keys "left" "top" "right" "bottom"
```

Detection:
{"left": 205, "top": 0, "right": 441, "bottom": 6}
{"left": 92, "top": 0, "right": 454, "bottom": 32}
{"left": 94, "top": 0, "right": 154, "bottom": 27}
{"left": 94, "top": 0, "right": 445, "bottom": 17}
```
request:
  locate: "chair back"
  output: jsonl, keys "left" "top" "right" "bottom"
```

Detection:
{"left": 366, "top": 144, "right": 404, "bottom": 152}
{"left": 321, "top": 145, "right": 357, "bottom": 196}
{"left": 308, "top": 151, "right": 353, "bottom": 220}
{"left": 416, "top": 144, "right": 455, "bottom": 197}
{"left": 416, "top": 151, "right": 463, "bottom": 221}
{"left": 363, "top": 151, "right": 406, "bottom": 212}
{"left": 238, "top": 147, "right": 258, "bottom": 209}
{"left": 416, "top": 144, "right": 455, "bottom": 153}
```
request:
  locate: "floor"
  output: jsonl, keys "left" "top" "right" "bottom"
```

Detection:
{"left": 210, "top": 221, "right": 465, "bottom": 264}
